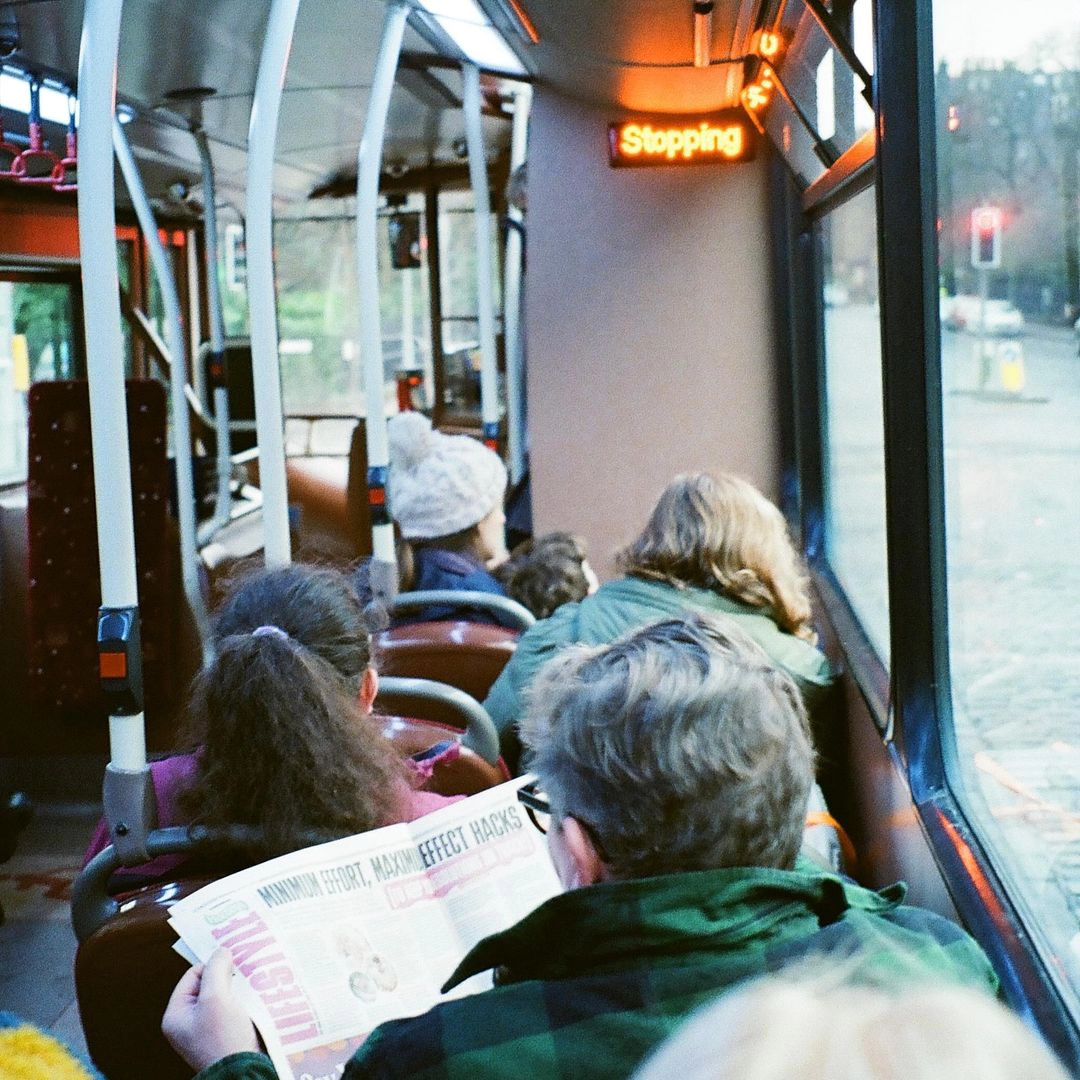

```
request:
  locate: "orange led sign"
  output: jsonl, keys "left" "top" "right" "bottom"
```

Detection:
{"left": 741, "top": 64, "right": 777, "bottom": 114}
{"left": 608, "top": 112, "right": 755, "bottom": 168}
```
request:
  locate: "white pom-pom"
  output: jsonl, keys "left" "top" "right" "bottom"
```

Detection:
{"left": 388, "top": 412, "right": 436, "bottom": 470}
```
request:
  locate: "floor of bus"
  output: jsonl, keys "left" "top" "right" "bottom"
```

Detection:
{"left": 0, "top": 801, "right": 97, "bottom": 1058}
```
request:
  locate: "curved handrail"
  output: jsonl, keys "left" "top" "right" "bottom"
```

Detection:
{"left": 72, "top": 824, "right": 344, "bottom": 943}
{"left": 376, "top": 675, "right": 500, "bottom": 765}
{"left": 389, "top": 590, "right": 535, "bottom": 631}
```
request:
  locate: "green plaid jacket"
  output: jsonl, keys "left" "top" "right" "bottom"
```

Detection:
{"left": 200, "top": 863, "right": 997, "bottom": 1080}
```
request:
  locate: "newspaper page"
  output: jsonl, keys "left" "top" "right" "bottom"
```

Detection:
{"left": 168, "top": 778, "right": 561, "bottom": 1080}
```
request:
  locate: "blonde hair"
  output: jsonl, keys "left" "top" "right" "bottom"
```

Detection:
{"left": 617, "top": 473, "right": 815, "bottom": 642}
{"left": 632, "top": 972, "right": 1069, "bottom": 1080}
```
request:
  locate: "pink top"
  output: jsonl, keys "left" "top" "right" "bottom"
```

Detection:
{"left": 83, "top": 751, "right": 464, "bottom": 884}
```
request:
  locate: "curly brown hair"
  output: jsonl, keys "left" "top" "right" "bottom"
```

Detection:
{"left": 496, "top": 532, "right": 592, "bottom": 620}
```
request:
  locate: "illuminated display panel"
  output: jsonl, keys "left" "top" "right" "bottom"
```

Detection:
{"left": 608, "top": 111, "right": 756, "bottom": 168}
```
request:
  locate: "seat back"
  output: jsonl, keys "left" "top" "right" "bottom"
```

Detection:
{"left": 24, "top": 380, "right": 180, "bottom": 748}
{"left": 375, "top": 619, "right": 519, "bottom": 702}
{"left": 75, "top": 877, "right": 208, "bottom": 1080}
{"left": 381, "top": 715, "right": 508, "bottom": 794}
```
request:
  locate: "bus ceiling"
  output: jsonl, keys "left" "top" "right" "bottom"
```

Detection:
{"left": 0, "top": 0, "right": 809, "bottom": 208}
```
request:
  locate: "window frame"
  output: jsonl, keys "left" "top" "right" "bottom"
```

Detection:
{"left": 0, "top": 265, "right": 86, "bottom": 489}
{"left": 778, "top": 0, "right": 1080, "bottom": 1066}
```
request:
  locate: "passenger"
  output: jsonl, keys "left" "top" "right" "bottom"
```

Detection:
{"left": 83, "top": 565, "right": 460, "bottom": 879}
{"left": 633, "top": 970, "right": 1070, "bottom": 1080}
{"left": 494, "top": 531, "right": 598, "bottom": 620}
{"left": 484, "top": 471, "right": 835, "bottom": 768}
{"left": 162, "top": 615, "right": 995, "bottom": 1080}
{"left": 387, "top": 411, "right": 514, "bottom": 626}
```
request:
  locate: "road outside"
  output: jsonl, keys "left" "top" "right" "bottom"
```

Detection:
{"left": 825, "top": 302, "right": 1080, "bottom": 1002}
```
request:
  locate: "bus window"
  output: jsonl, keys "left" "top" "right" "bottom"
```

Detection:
{"left": 820, "top": 185, "right": 890, "bottom": 661}
{"left": 756, "top": 0, "right": 875, "bottom": 188}
{"left": 438, "top": 188, "right": 502, "bottom": 421}
{"left": 0, "top": 278, "right": 80, "bottom": 486}
{"left": 273, "top": 196, "right": 433, "bottom": 442}
{"left": 933, "top": 0, "right": 1080, "bottom": 1016}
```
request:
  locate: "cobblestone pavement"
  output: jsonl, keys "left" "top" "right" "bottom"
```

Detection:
{"left": 825, "top": 305, "right": 1080, "bottom": 1001}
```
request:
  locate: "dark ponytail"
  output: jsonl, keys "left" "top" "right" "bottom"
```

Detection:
{"left": 181, "top": 630, "right": 407, "bottom": 861}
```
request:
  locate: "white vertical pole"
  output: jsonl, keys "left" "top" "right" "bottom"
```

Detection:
{"left": 79, "top": 0, "right": 151, "bottom": 862}
{"left": 247, "top": 0, "right": 300, "bottom": 568}
{"left": 195, "top": 129, "right": 235, "bottom": 534}
{"left": 503, "top": 85, "right": 531, "bottom": 484}
{"left": 113, "top": 121, "right": 212, "bottom": 662}
{"left": 462, "top": 63, "right": 500, "bottom": 450}
{"left": 78, "top": 0, "right": 140, "bottom": 753}
{"left": 358, "top": 0, "right": 410, "bottom": 602}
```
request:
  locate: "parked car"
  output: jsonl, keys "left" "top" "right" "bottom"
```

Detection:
{"left": 940, "top": 295, "right": 1024, "bottom": 336}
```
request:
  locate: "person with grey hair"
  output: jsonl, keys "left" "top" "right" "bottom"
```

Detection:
{"left": 163, "top": 615, "right": 996, "bottom": 1080}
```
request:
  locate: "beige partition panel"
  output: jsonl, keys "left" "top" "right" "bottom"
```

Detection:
{"left": 525, "top": 90, "right": 780, "bottom": 579}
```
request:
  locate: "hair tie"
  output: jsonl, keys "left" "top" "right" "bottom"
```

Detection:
{"left": 252, "top": 625, "right": 289, "bottom": 641}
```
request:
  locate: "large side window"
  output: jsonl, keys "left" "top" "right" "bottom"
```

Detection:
{"left": 932, "top": 0, "right": 1080, "bottom": 1012}
{"left": 819, "top": 187, "right": 890, "bottom": 661}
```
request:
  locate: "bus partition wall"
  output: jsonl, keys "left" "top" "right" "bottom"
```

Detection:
{"left": 17, "top": 379, "right": 199, "bottom": 755}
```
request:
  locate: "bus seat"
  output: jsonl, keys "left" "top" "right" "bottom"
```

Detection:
{"left": 375, "top": 619, "right": 519, "bottom": 702}
{"left": 75, "top": 876, "right": 208, "bottom": 1080}
{"left": 284, "top": 454, "right": 353, "bottom": 559}
{"left": 376, "top": 675, "right": 500, "bottom": 765}
{"left": 24, "top": 380, "right": 179, "bottom": 747}
{"left": 381, "top": 717, "right": 508, "bottom": 794}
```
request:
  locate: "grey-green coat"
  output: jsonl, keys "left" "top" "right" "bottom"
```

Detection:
{"left": 484, "top": 576, "right": 836, "bottom": 765}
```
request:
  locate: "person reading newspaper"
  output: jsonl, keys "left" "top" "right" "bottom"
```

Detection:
{"left": 164, "top": 615, "right": 997, "bottom": 1079}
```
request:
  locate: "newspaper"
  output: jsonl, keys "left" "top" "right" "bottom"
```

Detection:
{"left": 168, "top": 777, "right": 562, "bottom": 1080}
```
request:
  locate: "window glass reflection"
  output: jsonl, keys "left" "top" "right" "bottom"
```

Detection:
{"left": 820, "top": 186, "right": 890, "bottom": 660}
{"left": 934, "top": 0, "right": 1080, "bottom": 1015}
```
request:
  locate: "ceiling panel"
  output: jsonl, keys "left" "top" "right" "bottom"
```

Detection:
{"left": 482, "top": 0, "right": 758, "bottom": 113}
{"left": 4, "top": 0, "right": 513, "bottom": 208}
{"left": 3, "top": 0, "right": 759, "bottom": 210}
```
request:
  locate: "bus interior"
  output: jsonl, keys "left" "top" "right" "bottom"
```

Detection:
{"left": 0, "top": 0, "right": 1078, "bottom": 1075}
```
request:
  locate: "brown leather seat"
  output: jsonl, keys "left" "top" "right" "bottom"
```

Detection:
{"left": 375, "top": 620, "right": 519, "bottom": 702}
{"left": 380, "top": 714, "right": 509, "bottom": 794}
{"left": 76, "top": 877, "right": 210, "bottom": 1080}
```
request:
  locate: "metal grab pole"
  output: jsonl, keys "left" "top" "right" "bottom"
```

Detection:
{"left": 113, "top": 121, "right": 212, "bottom": 663}
{"left": 195, "top": 128, "right": 234, "bottom": 537}
{"left": 247, "top": 0, "right": 300, "bottom": 568}
{"left": 503, "top": 85, "right": 531, "bottom": 484}
{"left": 462, "top": 63, "right": 501, "bottom": 451}
{"left": 78, "top": 0, "right": 152, "bottom": 865}
{"left": 357, "top": 0, "right": 410, "bottom": 604}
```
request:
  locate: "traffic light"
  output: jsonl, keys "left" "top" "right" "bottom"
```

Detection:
{"left": 970, "top": 206, "right": 1002, "bottom": 270}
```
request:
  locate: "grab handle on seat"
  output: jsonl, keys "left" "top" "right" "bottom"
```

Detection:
{"left": 389, "top": 590, "right": 535, "bottom": 631}
{"left": 376, "top": 675, "right": 501, "bottom": 765}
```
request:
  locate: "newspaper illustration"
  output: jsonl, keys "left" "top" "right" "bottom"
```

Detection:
{"left": 168, "top": 777, "right": 561, "bottom": 1080}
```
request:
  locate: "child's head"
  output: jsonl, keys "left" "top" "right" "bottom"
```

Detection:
{"left": 387, "top": 413, "right": 507, "bottom": 563}
{"left": 498, "top": 532, "right": 597, "bottom": 620}
{"left": 214, "top": 563, "right": 373, "bottom": 696}
{"left": 183, "top": 563, "right": 405, "bottom": 859}
{"left": 182, "top": 627, "right": 407, "bottom": 861}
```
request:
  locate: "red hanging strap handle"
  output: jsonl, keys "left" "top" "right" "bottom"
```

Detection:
{"left": 11, "top": 80, "right": 62, "bottom": 186}
{"left": 52, "top": 95, "right": 78, "bottom": 192}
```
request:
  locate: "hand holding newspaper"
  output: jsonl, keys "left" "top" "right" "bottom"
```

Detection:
{"left": 168, "top": 777, "right": 561, "bottom": 1080}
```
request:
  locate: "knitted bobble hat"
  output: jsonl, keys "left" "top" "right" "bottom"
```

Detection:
{"left": 387, "top": 412, "right": 507, "bottom": 540}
